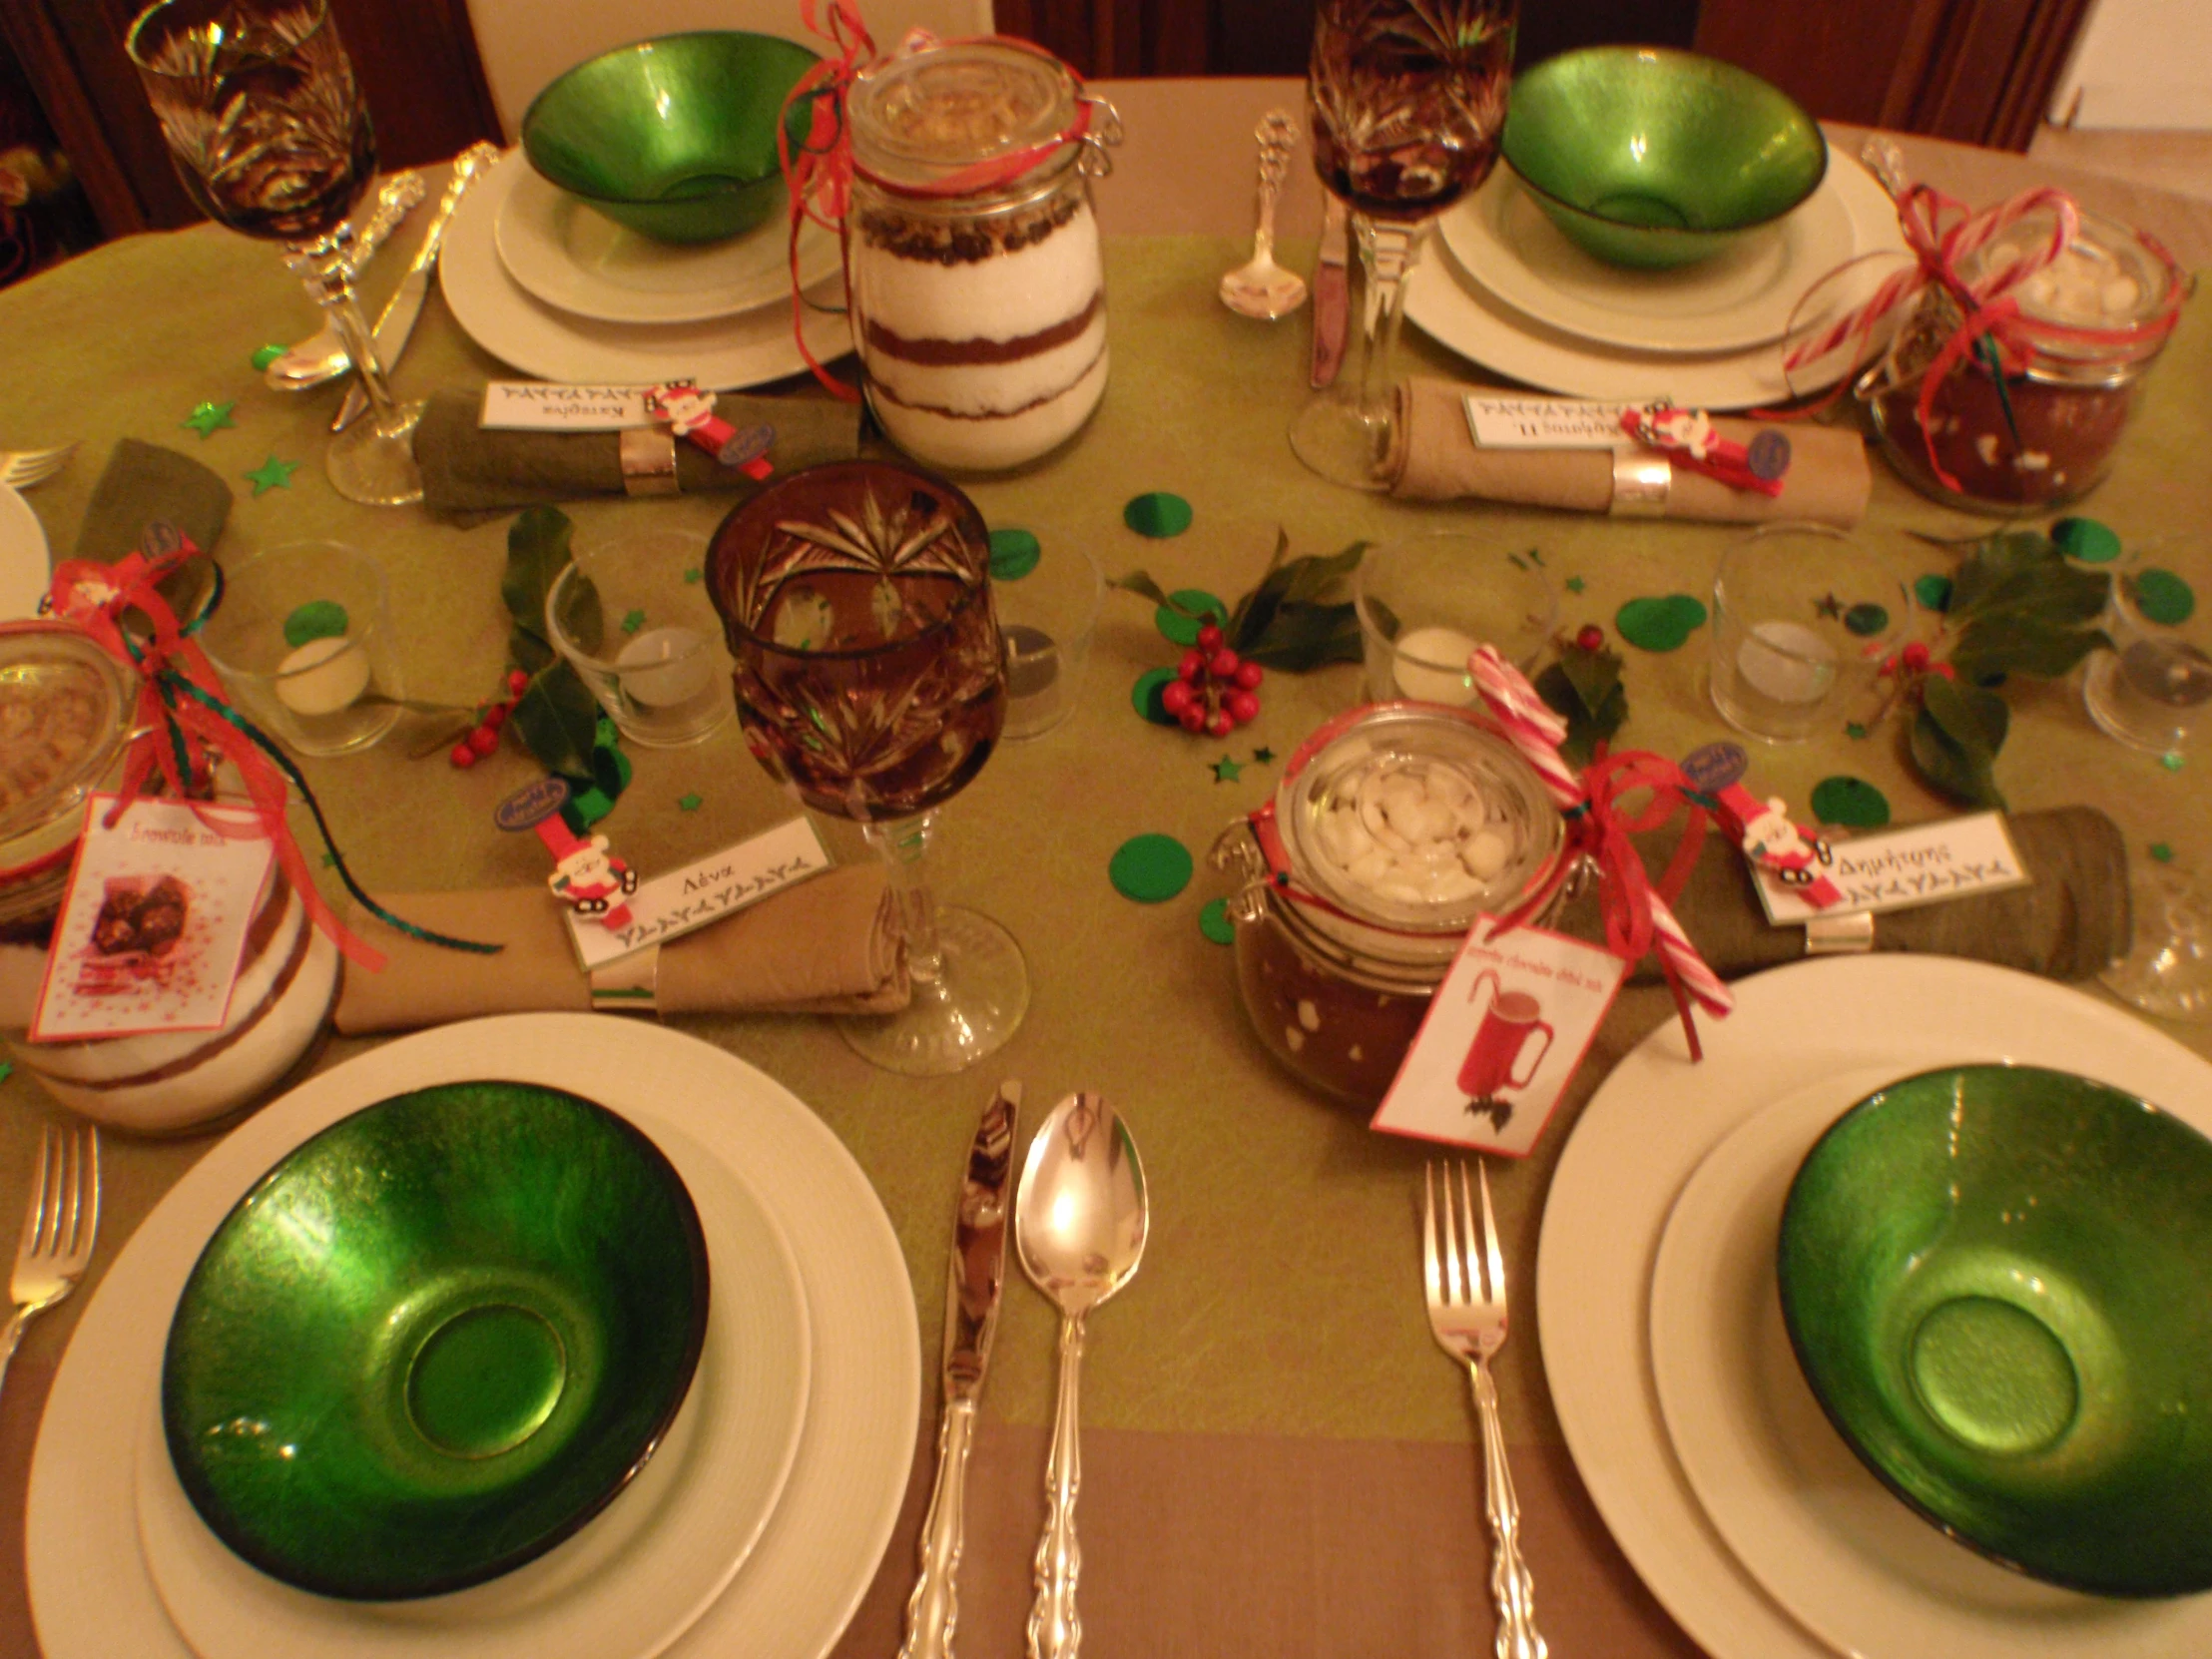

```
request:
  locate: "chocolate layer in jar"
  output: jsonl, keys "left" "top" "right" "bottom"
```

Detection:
{"left": 1215, "top": 703, "right": 1565, "bottom": 1108}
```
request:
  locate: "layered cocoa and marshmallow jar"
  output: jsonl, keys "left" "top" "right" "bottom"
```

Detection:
{"left": 844, "top": 40, "right": 1111, "bottom": 472}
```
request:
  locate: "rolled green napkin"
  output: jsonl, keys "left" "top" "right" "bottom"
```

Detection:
{"left": 414, "top": 387, "right": 863, "bottom": 515}
{"left": 71, "top": 436, "right": 231, "bottom": 618}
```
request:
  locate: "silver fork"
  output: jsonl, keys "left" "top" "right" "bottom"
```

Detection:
{"left": 0, "top": 1125, "right": 101, "bottom": 1404}
{"left": 1424, "top": 1160, "right": 1546, "bottom": 1659}
{"left": 0, "top": 443, "right": 77, "bottom": 490}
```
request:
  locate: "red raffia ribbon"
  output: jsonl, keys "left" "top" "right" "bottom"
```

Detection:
{"left": 1776, "top": 182, "right": 2183, "bottom": 491}
{"left": 1467, "top": 646, "right": 1733, "bottom": 1058}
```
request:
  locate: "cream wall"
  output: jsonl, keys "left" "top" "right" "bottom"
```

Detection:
{"left": 2051, "top": 0, "right": 2212, "bottom": 130}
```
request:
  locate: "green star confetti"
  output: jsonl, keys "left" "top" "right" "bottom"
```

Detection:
{"left": 183, "top": 399, "right": 237, "bottom": 438}
{"left": 988, "top": 527, "right": 1042, "bottom": 581}
{"left": 1252, "top": 747, "right": 1275, "bottom": 764}
{"left": 320, "top": 851, "right": 338, "bottom": 868}
{"left": 1123, "top": 491, "right": 1194, "bottom": 538}
{"left": 1845, "top": 722, "right": 1869, "bottom": 740}
{"left": 683, "top": 567, "right": 703, "bottom": 584}
{"left": 1615, "top": 594, "right": 1708, "bottom": 653}
{"left": 251, "top": 343, "right": 287, "bottom": 370}
{"left": 1564, "top": 575, "right": 1585, "bottom": 595}
{"left": 1199, "top": 897, "right": 1235, "bottom": 945}
{"left": 242, "top": 453, "right": 299, "bottom": 495}
{"left": 622, "top": 609, "right": 647, "bottom": 634}
{"left": 0, "top": 1060, "right": 11, "bottom": 1087}
{"left": 679, "top": 793, "right": 703, "bottom": 812}
{"left": 1813, "top": 593, "right": 1844, "bottom": 619}
{"left": 1211, "top": 754, "right": 1243, "bottom": 783}
{"left": 2151, "top": 841, "right": 2175, "bottom": 862}
{"left": 2161, "top": 752, "right": 2184, "bottom": 773}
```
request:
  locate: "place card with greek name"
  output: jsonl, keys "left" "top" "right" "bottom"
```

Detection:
{"left": 1753, "top": 812, "right": 2031, "bottom": 924}
{"left": 31, "top": 796, "right": 276, "bottom": 1042}
{"left": 1372, "top": 918, "right": 1626, "bottom": 1158}
{"left": 480, "top": 382, "right": 665, "bottom": 431}
{"left": 564, "top": 816, "right": 831, "bottom": 970}
{"left": 1463, "top": 395, "right": 1643, "bottom": 450}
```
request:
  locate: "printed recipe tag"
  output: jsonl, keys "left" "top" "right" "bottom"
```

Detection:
{"left": 31, "top": 796, "right": 276, "bottom": 1042}
{"left": 1373, "top": 918, "right": 1626, "bottom": 1157}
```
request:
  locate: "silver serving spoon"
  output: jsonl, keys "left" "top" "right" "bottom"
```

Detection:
{"left": 1014, "top": 1092, "right": 1148, "bottom": 1659}
{"left": 1219, "top": 110, "right": 1307, "bottom": 319}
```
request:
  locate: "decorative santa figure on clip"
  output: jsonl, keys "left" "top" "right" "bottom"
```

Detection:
{"left": 1712, "top": 783, "right": 1843, "bottom": 908}
{"left": 534, "top": 817, "right": 640, "bottom": 930}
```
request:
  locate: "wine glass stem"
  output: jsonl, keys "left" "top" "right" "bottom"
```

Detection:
{"left": 1351, "top": 213, "right": 1432, "bottom": 420}
{"left": 863, "top": 813, "right": 945, "bottom": 986}
{"left": 290, "top": 236, "right": 407, "bottom": 437}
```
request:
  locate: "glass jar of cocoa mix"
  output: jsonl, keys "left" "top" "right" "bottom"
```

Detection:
{"left": 1211, "top": 703, "right": 1566, "bottom": 1107}
{"left": 843, "top": 38, "right": 1119, "bottom": 472}
{"left": 1861, "top": 208, "right": 2185, "bottom": 513}
{"left": 0, "top": 624, "right": 134, "bottom": 941}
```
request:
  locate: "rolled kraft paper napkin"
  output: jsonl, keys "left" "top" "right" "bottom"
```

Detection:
{"left": 333, "top": 862, "right": 909, "bottom": 1034}
{"left": 1387, "top": 377, "right": 1873, "bottom": 527}
{"left": 1556, "top": 807, "right": 2129, "bottom": 984}
{"left": 71, "top": 437, "right": 232, "bottom": 618}
{"left": 414, "top": 388, "right": 863, "bottom": 515}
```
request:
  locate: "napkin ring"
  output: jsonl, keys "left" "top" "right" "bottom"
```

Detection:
{"left": 620, "top": 427, "right": 681, "bottom": 497}
{"left": 1804, "top": 911, "right": 1876, "bottom": 955}
{"left": 1610, "top": 452, "right": 1673, "bottom": 517}
{"left": 589, "top": 944, "right": 660, "bottom": 1013}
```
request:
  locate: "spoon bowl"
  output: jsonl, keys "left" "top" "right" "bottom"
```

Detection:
{"left": 1219, "top": 256, "right": 1309, "bottom": 321}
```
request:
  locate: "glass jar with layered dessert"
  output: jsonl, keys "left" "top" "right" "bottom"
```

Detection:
{"left": 1212, "top": 704, "right": 1565, "bottom": 1107}
{"left": 0, "top": 624, "right": 134, "bottom": 942}
{"left": 1860, "top": 208, "right": 2183, "bottom": 513}
{"left": 843, "top": 38, "right": 1119, "bottom": 472}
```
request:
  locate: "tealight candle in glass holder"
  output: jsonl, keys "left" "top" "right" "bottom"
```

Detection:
{"left": 1708, "top": 523, "right": 1911, "bottom": 744}
{"left": 1354, "top": 532, "right": 1556, "bottom": 707}
{"left": 199, "top": 542, "right": 401, "bottom": 757}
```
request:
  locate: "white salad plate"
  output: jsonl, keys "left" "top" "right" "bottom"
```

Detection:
{"left": 441, "top": 149, "right": 851, "bottom": 389}
{"left": 134, "top": 1116, "right": 813, "bottom": 1659}
{"left": 0, "top": 482, "right": 50, "bottom": 620}
{"left": 1537, "top": 955, "right": 2212, "bottom": 1659}
{"left": 28, "top": 1014, "right": 920, "bottom": 1659}
{"left": 1650, "top": 1069, "right": 2212, "bottom": 1659}
{"left": 494, "top": 165, "right": 843, "bottom": 327}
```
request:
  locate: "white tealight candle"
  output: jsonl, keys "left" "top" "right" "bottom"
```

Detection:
{"left": 1738, "top": 619, "right": 1838, "bottom": 706}
{"left": 1390, "top": 625, "right": 1482, "bottom": 706}
{"left": 616, "top": 627, "right": 715, "bottom": 709}
{"left": 275, "top": 635, "right": 371, "bottom": 716}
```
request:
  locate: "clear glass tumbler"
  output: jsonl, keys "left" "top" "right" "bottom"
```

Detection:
{"left": 1709, "top": 523, "right": 1911, "bottom": 743}
{"left": 198, "top": 542, "right": 402, "bottom": 757}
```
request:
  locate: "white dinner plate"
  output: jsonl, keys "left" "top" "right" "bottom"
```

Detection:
{"left": 28, "top": 1014, "right": 920, "bottom": 1659}
{"left": 134, "top": 1117, "right": 813, "bottom": 1659}
{"left": 1405, "top": 156, "right": 1909, "bottom": 407}
{"left": 1536, "top": 955, "right": 2212, "bottom": 1659}
{"left": 494, "top": 166, "right": 843, "bottom": 327}
{"left": 1438, "top": 163, "right": 1863, "bottom": 355}
{"left": 0, "top": 482, "right": 50, "bottom": 619}
{"left": 441, "top": 149, "right": 853, "bottom": 389}
{"left": 1650, "top": 1070, "right": 2212, "bottom": 1659}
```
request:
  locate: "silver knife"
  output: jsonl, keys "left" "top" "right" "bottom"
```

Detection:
{"left": 1310, "top": 192, "right": 1351, "bottom": 389}
{"left": 900, "top": 1080, "right": 1020, "bottom": 1659}
{"left": 333, "top": 142, "right": 501, "bottom": 431}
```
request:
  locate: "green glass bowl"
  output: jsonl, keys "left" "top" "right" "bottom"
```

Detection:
{"left": 520, "top": 31, "right": 820, "bottom": 245}
{"left": 1501, "top": 47, "right": 1828, "bottom": 271}
{"left": 162, "top": 1081, "right": 709, "bottom": 1600}
{"left": 1778, "top": 1064, "right": 2212, "bottom": 1597}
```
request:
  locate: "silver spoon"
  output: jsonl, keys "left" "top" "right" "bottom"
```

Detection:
{"left": 1219, "top": 110, "right": 1307, "bottom": 319}
{"left": 1014, "top": 1091, "right": 1148, "bottom": 1659}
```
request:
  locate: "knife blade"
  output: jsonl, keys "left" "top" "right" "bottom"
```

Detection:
{"left": 899, "top": 1079, "right": 1020, "bottom": 1659}
{"left": 333, "top": 142, "right": 501, "bottom": 431}
{"left": 1310, "top": 191, "right": 1351, "bottom": 389}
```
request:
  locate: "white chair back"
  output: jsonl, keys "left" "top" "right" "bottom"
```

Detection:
{"left": 470, "top": 0, "right": 999, "bottom": 139}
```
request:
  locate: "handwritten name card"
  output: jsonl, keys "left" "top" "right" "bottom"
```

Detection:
{"left": 564, "top": 817, "right": 831, "bottom": 970}
{"left": 1754, "top": 812, "right": 2031, "bottom": 924}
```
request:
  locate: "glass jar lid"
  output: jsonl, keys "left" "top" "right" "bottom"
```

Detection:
{"left": 847, "top": 39, "right": 1082, "bottom": 192}
{"left": 1967, "top": 209, "right": 2181, "bottom": 366}
{"left": 0, "top": 624, "right": 134, "bottom": 852}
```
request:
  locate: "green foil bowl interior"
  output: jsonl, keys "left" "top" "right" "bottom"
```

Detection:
{"left": 162, "top": 1081, "right": 709, "bottom": 1600}
{"left": 1501, "top": 47, "right": 1828, "bottom": 270}
{"left": 1778, "top": 1064, "right": 2212, "bottom": 1597}
{"left": 521, "top": 31, "right": 820, "bottom": 244}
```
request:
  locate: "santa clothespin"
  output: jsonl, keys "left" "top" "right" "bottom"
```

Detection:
{"left": 495, "top": 777, "right": 642, "bottom": 930}
{"left": 1711, "top": 782, "right": 1845, "bottom": 908}
{"left": 645, "top": 381, "right": 775, "bottom": 478}
{"left": 1622, "top": 403, "right": 1790, "bottom": 497}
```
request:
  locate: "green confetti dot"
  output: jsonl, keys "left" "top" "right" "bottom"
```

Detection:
{"left": 1845, "top": 722, "right": 1869, "bottom": 741}
{"left": 622, "top": 608, "right": 647, "bottom": 634}
{"left": 1156, "top": 588, "right": 1229, "bottom": 646}
{"left": 1843, "top": 603, "right": 1890, "bottom": 638}
{"left": 1564, "top": 575, "right": 1586, "bottom": 594}
{"left": 2052, "top": 517, "right": 2122, "bottom": 563}
{"left": 2132, "top": 569, "right": 2196, "bottom": 626}
{"left": 251, "top": 343, "right": 286, "bottom": 371}
{"left": 2161, "top": 751, "right": 2185, "bottom": 773}
{"left": 1211, "top": 754, "right": 1243, "bottom": 783}
{"left": 1915, "top": 574, "right": 1953, "bottom": 612}
{"left": 678, "top": 792, "right": 703, "bottom": 812}
{"left": 282, "top": 600, "right": 348, "bottom": 648}
{"left": 1110, "top": 832, "right": 1193, "bottom": 902}
{"left": 1199, "top": 896, "right": 1236, "bottom": 945}
{"left": 568, "top": 786, "right": 615, "bottom": 826}
{"left": 2151, "top": 841, "right": 2175, "bottom": 862}
{"left": 320, "top": 851, "right": 338, "bottom": 868}
{"left": 988, "top": 527, "right": 1042, "bottom": 581}
{"left": 1615, "top": 594, "right": 1708, "bottom": 653}
{"left": 1131, "top": 666, "right": 1178, "bottom": 725}
{"left": 0, "top": 1059, "right": 12, "bottom": 1086}
{"left": 1123, "top": 491, "right": 1194, "bottom": 538}
{"left": 1811, "top": 776, "right": 1891, "bottom": 829}
{"left": 682, "top": 567, "right": 703, "bottom": 584}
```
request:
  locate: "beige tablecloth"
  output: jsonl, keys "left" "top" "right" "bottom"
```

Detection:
{"left": 1, "top": 79, "right": 2207, "bottom": 1659}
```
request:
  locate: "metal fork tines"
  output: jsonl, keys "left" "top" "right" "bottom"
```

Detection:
{"left": 1423, "top": 1160, "right": 1547, "bottom": 1659}
{"left": 0, "top": 443, "right": 77, "bottom": 490}
{"left": 1, "top": 1125, "right": 101, "bottom": 1403}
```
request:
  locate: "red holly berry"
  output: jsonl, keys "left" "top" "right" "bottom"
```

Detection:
{"left": 1225, "top": 690, "right": 1261, "bottom": 726}
{"left": 1575, "top": 624, "right": 1604, "bottom": 653}
{"left": 1176, "top": 701, "right": 1208, "bottom": 733}
{"left": 467, "top": 725, "right": 500, "bottom": 757}
{"left": 1930, "top": 661, "right": 1956, "bottom": 681}
{"left": 1209, "top": 648, "right": 1241, "bottom": 679}
{"left": 1902, "top": 641, "right": 1932, "bottom": 673}
{"left": 506, "top": 669, "right": 530, "bottom": 696}
{"left": 1161, "top": 679, "right": 1196, "bottom": 716}
{"left": 1233, "top": 661, "right": 1264, "bottom": 691}
{"left": 1206, "top": 709, "right": 1233, "bottom": 738}
{"left": 1196, "top": 623, "right": 1224, "bottom": 651}
{"left": 449, "top": 743, "right": 478, "bottom": 769}
{"left": 482, "top": 703, "right": 508, "bottom": 729}
{"left": 1178, "top": 648, "right": 1207, "bottom": 682}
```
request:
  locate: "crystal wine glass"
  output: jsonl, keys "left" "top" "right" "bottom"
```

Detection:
{"left": 127, "top": 0, "right": 423, "bottom": 506}
{"left": 1293, "top": 0, "right": 1518, "bottom": 490}
{"left": 707, "top": 459, "right": 1029, "bottom": 1076}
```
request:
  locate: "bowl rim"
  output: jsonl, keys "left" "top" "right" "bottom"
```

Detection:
{"left": 160, "top": 1077, "right": 712, "bottom": 1601}
{"left": 1774, "top": 1059, "right": 2212, "bottom": 1599}
{"left": 1501, "top": 44, "right": 1830, "bottom": 245}
{"left": 519, "top": 28, "right": 821, "bottom": 211}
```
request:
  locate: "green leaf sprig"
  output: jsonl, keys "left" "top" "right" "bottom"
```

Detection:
{"left": 1112, "top": 530, "right": 1369, "bottom": 672}
{"left": 1534, "top": 640, "right": 1627, "bottom": 765}
{"left": 500, "top": 506, "right": 611, "bottom": 782}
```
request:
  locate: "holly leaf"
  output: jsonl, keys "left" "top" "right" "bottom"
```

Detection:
{"left": 506, "top": 662, "right": 600, "bottom": 780}
{"left": 1951, "top": 615, "right": 2110, "bottom": 682}
{"left": 1912, "top": 673, "right": 2009, "bottom": 808}
{"left": 502, "top": 505, "right": 601, "bottom": 663}
{"left": 1535, "top": 644, "right": 1626, "bottom": 765}
{"left": 1108, "top": 568, "right": 1177, "bottom": 610}
{"left": 1238, "top": 603, "right": 1365, "bottom": 670}
{"left": 1229, "top": 535, "right": 1366, "bottom": 659}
